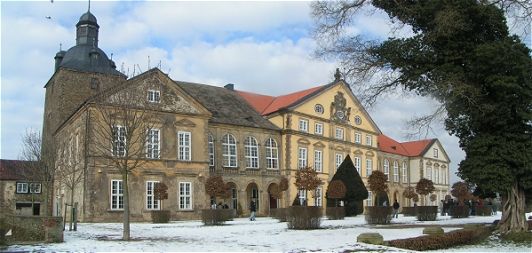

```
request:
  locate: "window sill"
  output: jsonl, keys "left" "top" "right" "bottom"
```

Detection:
{"left": 177, "top": 209, "right": 194, "bottom": 212}
{"left": 107, "top": 209, "right": 124, "bottom": 212}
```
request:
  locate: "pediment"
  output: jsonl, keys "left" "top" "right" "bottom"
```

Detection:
{"left": 365, "top": 151, "right": 375, "bottom": 157}
{"left": 313, "top": 141, "right": 326, "bottom": 148}
{"left": 297, "top": 138, "right": 311, "bottom": 146}
{"left": 175, "top": 118, "right": 196, "bottom": 127}
{"left": 353, "top": 149, "right": 363, "bottom": 155}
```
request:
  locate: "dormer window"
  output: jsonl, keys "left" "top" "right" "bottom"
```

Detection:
{"left": 148, "top": 90, "right": 160, "bottom": 103}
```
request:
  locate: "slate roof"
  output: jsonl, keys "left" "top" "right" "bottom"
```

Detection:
{"left": 238, "top": 84, "right": 330, "bottom": 115}
{"left": 0, "top": 159, "right": 39, "bottom": 181}
{"left": 177, "top": 81, "right": 280, "bottom": 131}
{"left": 378, "top": 134, "right": 436, "bottom": 157}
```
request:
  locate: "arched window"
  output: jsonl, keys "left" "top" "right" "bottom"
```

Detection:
{"left": 244, "top": 136, "right": 259, "bottom": 168}
{"left": 208, "top": 134, "right": 215, "bottom": 167}
{"left": 383, "top": 159, "right": 390, "bottom": 180}
{"left": 222, "top": 134, "right": 237, "bottom": 167}
{"left": 393, "top": 161, "right": 399, "bottom": 182}
{"left": 265, "top": 138, "right": 278, "bottom": 169}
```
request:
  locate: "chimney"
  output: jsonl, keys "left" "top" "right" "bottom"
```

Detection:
{"left": 224, "top": 83, "right": 234, "bottom": 91}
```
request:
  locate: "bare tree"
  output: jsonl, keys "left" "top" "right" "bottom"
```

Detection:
{"left": 55, "top": 134, "right": 84, "bottom": 231}
{"left": 90, "top": 88, "right": 155, "bottom": 240}
{"left": 19, "top": 129, "right": 57, "bottom": 218}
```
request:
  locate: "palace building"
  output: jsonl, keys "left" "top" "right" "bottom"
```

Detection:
{"left": 42, "top": 10, "right": 450, "bottom": 222}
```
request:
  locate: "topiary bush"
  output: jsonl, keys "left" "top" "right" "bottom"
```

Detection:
{"left": 326, "top": 207, "right": 345, "bottom": 220}
{"left": 450, "top": 205, "right": 470, "bottom": 218}
{"left": 151, "top": 210, "right": 171, "bottom": 223}
{"left": 270, "top": 208, "right": 288, "bottom": 222}
{"left": 201, "top": 209, "right": 233, "bottom": 225}
{"left": 286, "top": 206, "right": 322, "bottom": 230}
{"left": 365, "top": 206, "right": 392, "bottom": 224}
{"left": 387, "top": 226, "right": 492, "bottom": 251}
{"left": 416, "top": 206, "right": 438, "bottom": 221}
{"left": 401, "top": 207, "right": 417, "bottom": 216}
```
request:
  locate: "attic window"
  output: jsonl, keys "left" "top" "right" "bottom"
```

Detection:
{"left": 354, "top": 116, "right": 362, "bottom": 125}
{"left": 147, "top": 90, "right": 160, "bottom": 103}
{"left": 314, "top": 104, "right": 324, "bottom": 114}
{"left": 433, "top": 148, "right": 439, "bottom": 158}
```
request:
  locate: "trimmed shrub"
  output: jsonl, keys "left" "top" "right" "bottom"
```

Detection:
{"left": 201, "top": 209, "right": 233, "bottom": 225}
{"left": 387, "top": 226, "right": 493, "bottom": 251}
{"left": 450, "top": 205, "right": 470, "bottom": 218}
{"left": 416, "top": 206, "right": 438, "bottom": 221}
{"left": 401, "top": 207, "right": 417, "bottom": 216}
{"left": 326, "top": 207, "right": 345, "bottom": 220}
{"left": 151, "top": 210, "right": 171, "bottom": 223}
{"left": 475, "top": 206, "right": 492, "bottom": 216}
{"left": 328, "top": 155, "right": 368, "bottom": 216}
{"left": 270, "top": 208, "right": 288, "bottom": 222}
{"left": 287, "top": 206, "right": 322, "bottom": 230}
{"left": 365, "top": 206, "right": 392, "bottom": 224}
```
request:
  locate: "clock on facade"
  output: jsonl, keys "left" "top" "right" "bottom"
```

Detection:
{"left": 335, "top": 110, "right": 345, "bottom": 120}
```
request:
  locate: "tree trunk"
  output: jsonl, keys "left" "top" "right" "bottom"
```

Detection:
{"left": 122, "top": 172, "right": 130, "bottom": 240}
{"left": 69, "top": 190, "right": 74, "bottom": 231}
{"left": 497, "top": 182, "right": 527, "bottom": 234}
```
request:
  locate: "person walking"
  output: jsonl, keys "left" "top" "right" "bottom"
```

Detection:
{"left": 249, "top": 200, "right": 257, "bottom": 221}
{"left": 392, "top": 200, "right": 400, "bottom": 218}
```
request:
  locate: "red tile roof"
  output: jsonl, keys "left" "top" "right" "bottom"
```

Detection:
{"left": 237, "top": 85, "right": 326, "bottom": 115}
{"left": 378, "top": 135, "right": 435, "bottom": 157}
{"left": 0, "top": 159, "right": 39, "bottom": 180}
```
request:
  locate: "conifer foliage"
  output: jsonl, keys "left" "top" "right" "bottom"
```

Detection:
{"left": 329, "top": 155, "right": 368, "bottom": 215}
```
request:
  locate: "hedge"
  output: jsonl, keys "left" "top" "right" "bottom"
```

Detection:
{"left": 365, "top": 206, "right": 392, "bottom": 224}
{"left": 450, "top": 206, "right": 470, "bottom": 218}
{"left": 416, "top": 206, "right": 438, "bottom": 221}
{"left": 201, "top": 209, "right": 234, "bottom": 225}
{"left": 401, "top": 207, "right": 417, "bottom": 216}
{"left": 387, "top": 226, "right": 492, "bottom": 251}
{"left": 270, "top": 208, "right": 288, "bottom": 222}
{"left": 326, "top": 207, "right": 345, "bottom": 220}
{"left": 287, "top": 206, "right": 322, "bottom": 230}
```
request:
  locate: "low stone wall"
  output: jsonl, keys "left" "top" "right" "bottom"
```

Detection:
{"left": 5, "top": 215, "right": 63, "bottom": 243}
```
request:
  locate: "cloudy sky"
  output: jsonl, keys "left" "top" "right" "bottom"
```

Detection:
{"left": 0, "top": 0, "right": 471, "bottom": 183}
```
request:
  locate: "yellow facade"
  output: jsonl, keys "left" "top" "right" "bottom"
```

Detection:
{"left": 267, "top": 81, "right": 380, "bottom": 207}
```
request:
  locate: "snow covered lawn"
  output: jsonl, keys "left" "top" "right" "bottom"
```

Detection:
{"left": 5, "top": 212, "right": 531, "bottom": 252}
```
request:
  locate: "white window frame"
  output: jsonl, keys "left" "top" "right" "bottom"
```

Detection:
{"left": 16, "top": 182, "right": 28, "bottom": 193}
{"left": 179, "top": 182, "right": 192, "bottom": 210}
{"left": 208, "top": 135, "right": 215, "bottom": 166}
{"left": 393, "top": 161, "right": 399, "bottom": 182}
{"left": 244, "top": 136, "right": 259, "bottom": 168}
{"left": 146, "top": 128, "right": 160, "bottom": 159}
{"left": 110, "top": 180, "right": 124, "bottom": 210}
{"left": 315, "top": 187, "right": 323, "bottom": 207}
{"left": 366, "top": 191, "right": 373, "bottom": 206}
{"left": 298, "top": 119, "right": 309, "bottom": 132}
{"left": 354, "top": 156, "right": 361, "bottom": 174}
{"left": 29, "top": 183, "right": 41, "bottom": 194}
{"left": 433, "top": 148, "right": 439, "bottom": 158}
{"left": 335, "top": 127, "right": 344, "bottom": 140}
{"left": 298, "top": 189, "right": 307, "bottom": 205}
{"left": 265, "top": 138, "right": 279, "bottom": 169}
{"left": 335, "top": 153, "right": 343, "bottom": 169}
{"left": 112, "top": 125, "right": 126, "bottom": 157}
{"left": 298, "top": 147, "right": 308, "bottom": 169}
{"left": 366, "top": 135, "right": 372, "bottom": 146}
{"left": 435, "top": 167, "right": 440, "bottom": 184}
{"left": 426, "top": 167, "right": 432, "bottom": 181}
{"left": 222, "top": 134, "right": 238, "bottom": 167}
{"left": 383, "top": 159, "right": 390, "bottom": 180}
{"left": 315, "top": 122, "right": 323, "bottom": 135}
{"left": 402, "top": 162, "right": 408, "bottom": 183}
{"left": 366, "top": 159, "right": 373, "bottom": 177}
{"left": 146, "top": 181, "right": 160, "bottom": 210}
{"left": 314, "top": 150, "right": 323, "bottom": 172}
{"left": 147, "top": 89, "right": 160, "bottom": 103}
{"left": 354, "top": 132, "right": 361, "bottom": 144}
{"left": 178, "top": 131, "right": 191, "bottom": 161}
